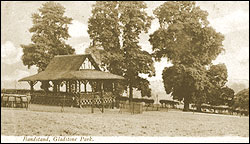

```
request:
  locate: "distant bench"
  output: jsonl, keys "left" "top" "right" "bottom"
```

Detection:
{"left": 191, "top": 104, "right": 249, "bottom": 116}
{"left": 159, "top": 100, "right": 179, "bottom": 109}
{"left": 1, "top": 93, "right": 31, "bottom": 108}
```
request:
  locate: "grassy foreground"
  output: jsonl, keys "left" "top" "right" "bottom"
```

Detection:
{"left": 1, "top": 104, "right": 249, "bottom": 137}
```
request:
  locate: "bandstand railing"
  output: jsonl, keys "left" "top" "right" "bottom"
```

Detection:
{"left": 29, "top": 91, "right": 115, "bottom": 108}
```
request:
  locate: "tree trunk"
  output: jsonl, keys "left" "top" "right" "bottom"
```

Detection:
{"left": 196, "top": 104, "right": 202, "bottom": 112}
{"left": 183, "top": 97, "right": 190, "bottom": 111}
{"left": 129, "top": 85, "right": 133, "bottom": 103}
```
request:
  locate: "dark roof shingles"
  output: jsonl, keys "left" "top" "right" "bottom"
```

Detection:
{"left": 19, "top": 54, "right": 124, "bottom": 81}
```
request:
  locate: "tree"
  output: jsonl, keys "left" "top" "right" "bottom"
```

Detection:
{"left": 88, "top": 1, "right": 155, "bottom": 100}
{"left": 220, "top": 86, "right": 235, "bottom": 106}
{"left": 162, "top": 63, "right": 211, "bottom": 111}
{"left": 206, "top": 64, "right": 229, "bottom": 106}
{"left": 233, "top": 88, "right": 249, "bottom": 111}
{"left": 21, "top": 2, "right": 74, "bottom": 71}
{"left": 21, "top": 2, "right": 75, "bottom": 91}
{"left": 149, "top": 1, "right": 225, "bottom": 111}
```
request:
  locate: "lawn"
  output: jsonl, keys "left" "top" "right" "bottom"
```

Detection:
{"left": 1, "top": 104, "right": 249, "bottom": 137}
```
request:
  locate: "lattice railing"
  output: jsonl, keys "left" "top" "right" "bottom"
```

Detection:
{"left": 76, "top": 92, "right": 115, "bottom": 108}
{"left": 29, "top": 91, "right": 115, "bottom": 108}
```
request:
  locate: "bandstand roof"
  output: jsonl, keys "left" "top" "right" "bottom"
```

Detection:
{"left": 19, "top": 54, "right": 124, "bottom": 81}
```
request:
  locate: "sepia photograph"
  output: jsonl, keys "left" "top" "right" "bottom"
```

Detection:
{"left": 1, "top": 1, "right": 249, "bottom": 143}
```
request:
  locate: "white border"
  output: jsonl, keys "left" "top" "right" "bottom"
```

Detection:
{"left": 1, "top": 136, "right": 249, "bottom": 143}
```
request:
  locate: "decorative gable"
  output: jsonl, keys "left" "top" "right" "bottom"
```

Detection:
{"left": 79, "top": 57, "right": 95, "bottom": 70}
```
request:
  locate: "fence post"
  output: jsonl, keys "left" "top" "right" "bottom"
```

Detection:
{"left": 61, "top": 95, "right": 65, "bottom": 112}
{"left": 91, "top": 94, "right": 94, "bottom": 113}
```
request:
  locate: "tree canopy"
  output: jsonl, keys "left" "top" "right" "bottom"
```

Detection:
{"left": 233, "top": 88, "right": 249, "bottom": 111}
{"left": 88, "top": 1, "right": 155, "bottom": 99}
{"left": 149, "top": 1, "right": 225, "bottom": 111}
{"left": 150, "top": 1, "right": 224, "bottom": 65}
{"left": 206, "top": 64, "right": 234, "bottom": 106}
{"left": 219, "top": 86, "right": 235, "bottom": 106}
{"left": 21, "top": 2, "right": 75, "bottom": 72}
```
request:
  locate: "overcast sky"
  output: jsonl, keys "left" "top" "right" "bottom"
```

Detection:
{"left": 1, "top": 1, "right": 249, "bottom": 85}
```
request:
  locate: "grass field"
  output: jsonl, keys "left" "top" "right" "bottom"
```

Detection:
{"left": 1, "top": 104, "right": 249, "bottom": 137}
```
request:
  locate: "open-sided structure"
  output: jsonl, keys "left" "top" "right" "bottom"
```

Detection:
{"left": 19, "top": 54, "right": 124, "bottom": 112}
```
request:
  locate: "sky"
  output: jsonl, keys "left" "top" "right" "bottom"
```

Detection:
{"left": 1, "top": 1, "right": 249, "bottom": 89}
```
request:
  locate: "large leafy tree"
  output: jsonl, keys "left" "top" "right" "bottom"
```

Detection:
{"left": 21, "top": 2, "right": 75, "bottom": 72}
{"left": 149, "top": 1, "right": 225, "bottom": 111}
{"left": 233, "top": 88, "right": 249, "bottom": 112}
{"left": 206, "top": 64, "right": 233, "bottom": 106}
{"left": 88, "top": 1, "right": 155, "bottom": 100}
{"left": 21, "top": 2, "right": 75, "bottom": 91}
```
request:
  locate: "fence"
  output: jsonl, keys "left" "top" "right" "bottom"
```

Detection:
{"left": 119, "top": 101, "right": 143, "bottom": 114}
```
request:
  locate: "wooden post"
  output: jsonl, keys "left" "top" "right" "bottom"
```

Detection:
{"left": 57, "top": 81, "right": 61, "bottom": 92}
{"left": 61, "top": 95, "right": 65, "bottom": 112}
{"left": 29, "top": 81, "right": 34, "bottom": 92}
{"left": 111, "top": 82, "right": 115, "bottom": 109}
{"left": 112, "top": 82, "right": 115, "bottom": 92}
{"left": 91, "top": 81, "right": 94, "bottom": 92}
{"left": 78, "top": 80, "right": 81, "bottom": 92}
{"left": 69, "top": 81, "right": 72, "bottom": 93}
{"left": 84, "top": 82, "right": 87, "bottom": 93}
{"left": 91, "top": 94, "right": 94, "bottom": 113}
{"left": 90, "top": 81, "right": 94, "bottom": 113}
{"left": 101, "top": 81, "right": 104, "bottom": 113}
{"left": 41, "top": 80, "right": 49, "bottom": 92}
{"left": 91, "top": 81, "right": 96, "bottom": 92}
{"left": 66, "top": 81, "right": 68, "bottom": 92}
{"left": 74, "top": 80, "right": 77, "bottom": 93}
{"left": 53, "top": 81, "right": 57, "bottom": 92}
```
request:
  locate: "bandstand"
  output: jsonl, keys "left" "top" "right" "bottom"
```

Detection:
{"left": 19, "top": 54, "right": 124, "bottom": 113}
